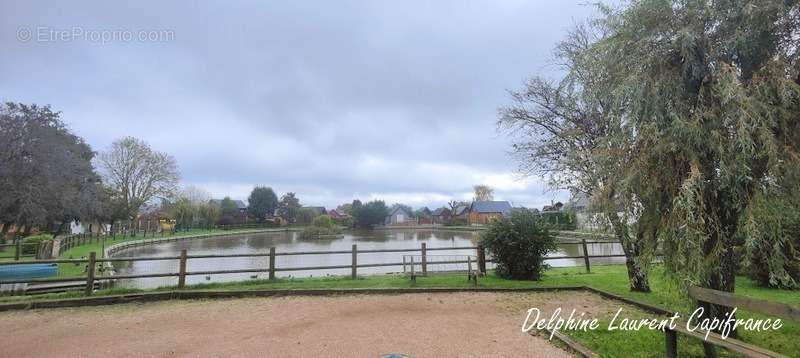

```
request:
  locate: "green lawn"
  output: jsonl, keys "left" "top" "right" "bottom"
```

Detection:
{"left": 1, "top": 260, "right": 796, "bottom": 357}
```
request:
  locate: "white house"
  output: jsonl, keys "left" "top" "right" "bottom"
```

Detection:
{"left": 384, "top": 206, "right": 414, "bottom": 225}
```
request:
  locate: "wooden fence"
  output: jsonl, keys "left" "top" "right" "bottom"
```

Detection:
{"left": 0, "top": 242, "right": 42, "bottom": 261}
{"left": 0, "top": 239, "right": 625, "bottom": 296}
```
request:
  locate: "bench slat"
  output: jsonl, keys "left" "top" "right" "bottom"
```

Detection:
{"left": 688, "top": 286, "right": 800, "bottom": 322}
{"left": 670, "top": 324, "right": 787, "bottom": 358}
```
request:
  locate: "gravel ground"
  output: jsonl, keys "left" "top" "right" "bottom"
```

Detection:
{"left": 0, "top": 291, "right": 609, "bottom": 357}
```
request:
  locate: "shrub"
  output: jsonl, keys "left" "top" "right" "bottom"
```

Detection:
{"left": 479, "top": 212, "right": 556, "bottom": 280}
{"left": 444, "top": 218, "right": 469, "bottom": 226}
{"left": 311, "top": 215, "right": 334, "bottom": 228}
{"left": 217, "top": 215, "right": 235, "bottom": 227}
{"left": 299, "top": 215, "right": 340, "bottom": 239}
{"left": 21, "top": 234, "right": 52, "bottom": 255}
{"left": 540, "top": 210, "right": 577, "bottom": 230}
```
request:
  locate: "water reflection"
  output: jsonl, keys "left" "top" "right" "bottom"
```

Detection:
{"left": 109, "top": 229, "right": 624, "bottom": 289}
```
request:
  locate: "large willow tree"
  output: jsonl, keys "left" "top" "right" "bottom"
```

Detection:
{"left": 597, "top": 0, "right": 800, "bottom": 320}
{"left": 500, "top": 23, "right": 657, "bottom": 292}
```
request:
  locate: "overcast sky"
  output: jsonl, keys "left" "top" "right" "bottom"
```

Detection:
{"left": 1, "top": 1, "right": 597, "bottom": 210}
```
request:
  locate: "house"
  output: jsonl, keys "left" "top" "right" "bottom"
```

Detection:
{"left": 451, "top": 204, "right": 470, "bottom": 220}
{"left": 565, "top": 193, "right": 589, "bottom": 212}
{"left": 210, "top": 199, "right": 248, "bottom": 214}
{"left": 69, "top": 221, "right": 110, "bottom": 235}
{"left": 384, "top": 206, "right": 414, "bottom": 225}
{"left": 542, "top": 201, "right": 564, "bottom": 213}
{"left": 468, "top": 201, "right": 512, "bottom": 225}
{"left": 417, "top": 207, "right": 433, "bottom": 224}
{"left": 327, "top": 209, "right": 351, "bottom": 222}
{"left": 210, "top": 199, "right": 249, "bottom": 224}
{"left": 137, "top": 204, "right": 176, "bottom": 231}
{"left": 431, "top": 207, "right": 451, "bottom": 224}
{"left": 565, "top": 193, "right": 602, "bottom": 230}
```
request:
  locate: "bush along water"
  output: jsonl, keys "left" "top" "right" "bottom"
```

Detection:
{"left": 479, "top": 211, "right": 556, "bottom": 280}
{"left": 299, "top": 215, "right": 342, "bottom": 239}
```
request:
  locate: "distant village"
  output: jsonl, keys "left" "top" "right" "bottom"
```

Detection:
{"left": 199, "top": 196, "right": 586, "bottom": 229}
{"left": 69, "top": 186, "right": 593, "bottom": 234}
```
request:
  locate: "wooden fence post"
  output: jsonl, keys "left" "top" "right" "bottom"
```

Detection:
{"left": 421, "top": 242, "right": 427, "bottom": 276}
{"left": 351, "top": 244, "right": 357, "bottom": 279}
{"left": 581, "top": 239, "right": 591, "bottom": 273}
{"left": 85, "top": 252, "right": 96, "bottom": 296}
{"left": 15, "top": 240, "right": 20, "bottom": 261}
{"left": 665, "top": 329, "right": 677, "bottom": 358}
{"left": 268, "top": 247, "right": 276, "bottom": 280}
{"left": 410, "top": 255, "right": 416, "bottom": 282}
{"left": 467, "top": 255, "right": 472, "bottom": 280}
{"left": 477, "top": 244, "right": 486, "bottom": 274}
{"left": 178, "top": 249, "right": 187, "bottom": 288}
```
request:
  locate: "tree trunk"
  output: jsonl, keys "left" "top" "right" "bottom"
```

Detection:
{"left": 607, "top": 211, "right": 651, "bottom": 292}
{"left": 0, "top": 221, "right": 10, "bottom": 244}
{"left": 624, "top": 246, "right": 651, "bottom": 292}
{"left": 701, "top": 231, "right": 738, "bottom": 320}
{"left": 23, "top": 223, "right": 33, "bottom": 236}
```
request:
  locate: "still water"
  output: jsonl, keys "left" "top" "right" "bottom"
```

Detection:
{"left": 109, "top": 229, "right": 624, "bottom": 289}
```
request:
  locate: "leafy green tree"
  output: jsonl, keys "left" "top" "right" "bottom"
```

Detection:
{"left": 295, "top": 207, "right": 317, "bottom": 225}
{"left": 337, "top": 203, "right": 353, "bottom": 215}
{"left": 0, "top": 103, "right": 101, "bottom": 236}
{"left": 349, "top": 200, "right": 362, "bottom": 216}
{"left": 353, "top": 200, "right": 388, "bottom": 228}
{"left": 499, "top": 22, "right": 657, "bottom": 292}
{"left": 592, "top": 0, "right": 799, "bottom": 323}
{"left": 278, "top": 192, "right": 301, "bottom": 222}
{"left": 744, "top": 186, "right": 800, "bottom": 289}
{"left": 247, "top": 186, "right": 278, "bottom": 222}
{"left": 171, "top": 198, "right": 196, "bottom": 229}
{"left": 198, "top": 202, "right": 220, "bottom": 228}
{"left": 479, "top": 212, "right": 556, "bottom": 280}
{"left": 218, "top": 197, "right": 239, "bottom": 225}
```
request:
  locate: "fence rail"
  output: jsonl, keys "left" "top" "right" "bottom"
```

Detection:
{"left": 0, "top": 242, "right": 42, "bottom": 260}
{"left": 0, "top": 239, "right": 632, "bottom": 296}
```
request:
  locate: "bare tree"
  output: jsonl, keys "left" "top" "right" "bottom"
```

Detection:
{"left": 97, "top": 137, "right": 180, "bottom": 221}
{"left": 177, "top": 185, "right": 211, "bottom": 204}
{"left": 472, "top": 184, "right": 494, "bottom": 201}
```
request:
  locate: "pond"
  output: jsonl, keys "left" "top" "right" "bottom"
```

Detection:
{"left": 108, "top": 229, "right": 625, "bottom": 289}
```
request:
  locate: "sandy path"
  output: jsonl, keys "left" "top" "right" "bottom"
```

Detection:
{"left": 0, "top": 291, "right": 609, "bottom": 357}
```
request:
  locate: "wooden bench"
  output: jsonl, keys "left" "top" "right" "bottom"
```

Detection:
{"left": 664, "top": 286, "right": 800, "bottom": 358}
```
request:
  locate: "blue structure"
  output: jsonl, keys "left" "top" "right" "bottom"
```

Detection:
{"left": 0, "top": 263, "right": 58, "bottom": 280}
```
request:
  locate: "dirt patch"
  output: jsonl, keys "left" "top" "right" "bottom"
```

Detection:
{"left": 0, "top": 291, "right": 610, "bottom": 357}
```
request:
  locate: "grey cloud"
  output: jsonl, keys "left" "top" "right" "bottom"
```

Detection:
{"left": 1, "top": 0, "right": 587, "bottom": 209}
